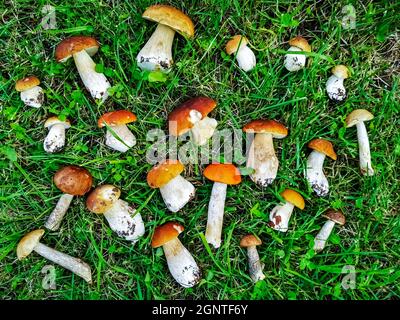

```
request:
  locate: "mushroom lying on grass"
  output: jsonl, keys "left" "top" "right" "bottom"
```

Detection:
{"left": 225, "top": 35, "right": 256, "bottom": 72}
{"left": 15, "top": 76, "right": 44, "bottom": 108}
{"left": 240, "top": 235, "right": 265, "bottom": 283}
{"left": 313, "top": 209, "right": 345, "bottom": 252}
{"left": 284, "top": 36, "right": 311, "bottom": 72}
{"left": 326, "top": 65, "right": 350, "bottom": 102}
{"left": 43, "top": 117, "right": 71, "bottom": 153}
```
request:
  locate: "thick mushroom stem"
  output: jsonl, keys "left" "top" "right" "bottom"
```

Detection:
{"left": 269, "top": 201, "right": 295, "bottom": 232}
{"left": 313, "top": 220, "right": 336, "bottom": 252}
{"left": 247, "top": 133, "right": 278, "bottom": 186}
{"left": 162, "top": 237, "right": 201, "bottom": 288}
{"left": 235, "top": 45, "right": 256, "bottom": 72}
{"left": 305, "top": 151, "right": 329, "bottom": 197}
{"left": 355, "top": 122, "right": 374, "bottom": 176}
{"left": 136, "top": 24, "right": 176, "bottom": 72}
{"left": 72, "top": 50, "right": 111, "bottom": 102}
{"left": 105, "top": 124, "right": 136, "bottom": 153}
{"left": 45, "top": 193, "right": 74, "bottom": 231}
{"left": 247, "top": 246, "right": 265, "bottom": 282}
{"left": 159, "top": 175, "right": 195, "bottom": 212}
{"left": 33, "top": 242, "right": 92, "bottom": 283}
{"left": 20, "top": 86, "right": 44, "bottom": 108}
{"left": 284, "top": 46, "right": 306, "bottom": 72}
{"left": 326, "top": 75, "right": 346, "bottom": 101}
{"left": 190, "top": 116, "right": 218, "bottom": 146}
{"left": 205, "top": 182, "right": 227, "bottom": 248}
{"left": 44, "top": 124, "right": 67, "bottom": 153}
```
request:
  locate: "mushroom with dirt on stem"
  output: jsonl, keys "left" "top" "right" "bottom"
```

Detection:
{"left": 15, "top": 76, "right": 44, "bottom": 108}
{"left": 240, "top": 235, "right": 265, "bottom": 283}
{"left": 326, "top": 65, "right": 350, "bottom": 102}
{"left": 43, "top": 116, "right": 71, "bottom": 153}
{"left": 284, "top": 36, "right": 312, "bottom": 72}
{"left": 225, "top": 35, "right": 256, "bottom": 72}
{"left": 313, "top": 209, "right": 345, "bottom": 252}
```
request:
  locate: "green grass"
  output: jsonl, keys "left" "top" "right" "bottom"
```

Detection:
{"left": 0, "top": 0, "right": 399, "bottom": 300}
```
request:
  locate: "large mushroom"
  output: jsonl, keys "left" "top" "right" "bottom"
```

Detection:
{"left": 151, "top": 222, "right": 201, "bottom": 288}
{"left": 326, "top": 65, "right": 350, "bottom": 102}
{"left": 147, "top": 160, "right": 195, "bottom": 212}
{"left": 168, "top": 97, "right": 218, "bottom": 146}
{"left": 136, "top": 5, "right": 194, "bottom": 72}
{"left": 98, "top": 110, "right": 137, "bottom": 153}
{"left": 313, "top": 209, "right": 346, "bottom": 252}
{"left": 44, "top": 166, "right": 93, "bottom": 231}
{"left": 284, "top": 36, "right": 311, "bottom": 72}
{"left": 86, "top": 184, "right": 145, "bottom": 243}
{"left": 203, "top": 163, "right": 241, "bottom": 249}
{"left": 269, "top": 189, "right": 305, "bottom": 232}
{"left": 15, "top": 76, "right": 44, "bottom": 108}
{"left": 225, "top": 35, "right": 256, "bottom": 72}
{"left": 305, "top": 138, "right": 337, "bottom": 197}
{"left": 345, "top": 109, "right": 375, "bottom": 176}
{"left": 43, "top": 116, "right": 71, "bottom": 153}
{"left": 243, "top": 120, "right": 288, "bottom": 187}
{"left": 240, "top": 235, "right": 265, "bottom": 283}
{"left": 17, "top": 229, "right": 92, "bottom": 283}
{"left": 55, "top": 36, "right": 111, "bottom": 102}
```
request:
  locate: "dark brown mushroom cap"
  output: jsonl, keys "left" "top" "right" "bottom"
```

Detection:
{"left": 55, "top": 36, "right": 99, "bottom": 62}
{"left": 53, "top": 165, "right": 93, "bottom": 195}
{"left": 240, "top": 234, "right": 262, "bottom": 247}
{"left": 151, "top": 222, "right": 184, "bottom": 248}
{"left": 323, "top": 209, "right": 346, "bottom": 225}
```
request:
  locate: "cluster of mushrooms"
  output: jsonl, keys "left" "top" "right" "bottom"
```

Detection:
{"left": 16, "top": 4, "right": 376, "bottom": 288}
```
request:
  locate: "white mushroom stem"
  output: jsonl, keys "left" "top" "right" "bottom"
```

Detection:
{"left": 305, "top": 151, "right": 329, "bottom": 197}
{"left": 20, "top": 86, "right": 44, "bottom": 108}
{"left": 355, "top": 122, "right": 374, "bottom": 176}
{"left": 159, "top": 175, "right": 195, "bottom": 212}
{"left": 235, "top": 45, "right": 256, "bottom": 72}
{"left": 205, "top": 182, "right": 227, "bottom": 248}
{"left": 246, "top": 246, "right": 265, "bottom": 282}
{"left": 284, "top": 46, "right": 306, "bottom": 72}
{"left": 269, "top": 201, "right": 295, "bottom": 232}
{"left": 44, "top": 124, "right": 67, "bottom": 153}
{"left": 190, "top": 116, "right": 218, "bottom": 146}
{"left": 45, "top": 193, "right": 74, "bottom": 231}
{"left": 72, "top": 50, "right": 111, "bottom": 102}
{"left": 105, "top": 124, "right": 136, "bottom": 153}
{"left": 33, "top": 242, "right": 92, "bottom": 283}
{"left": 313, "top": 220, "right": 336, "bottom": 252}
{"left": 162, "top": 237, "right": 201, "bottom": 288}
{"left": 103, "top": 199, "right": 145, "bottom": 243}
{"left": 326, "top": 75, "right": 346, "bottom": 101}
{"left": 247, "top": 133, "right": 278, "bottom": 187}
{"left": 136, "top": 24, "right": 175, "bottom": 72}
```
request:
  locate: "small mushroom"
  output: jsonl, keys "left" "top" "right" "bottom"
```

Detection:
{"left": 243, "top": 120, "right": 288, "bottom": 187}
{"left": 240, "top": 235, "right": 265, "bottom": 283}
{"left": 168, "top": 97, "right": 218, "bottom": 146}
{"left": 151, "top": 222, "right": 201, "bottom": 288}
{"left": 17, "top": 229, "right": 92, "bottom": 283}
{"left": 284, "top": 36, "right": 311, "bottom": 72}
{"left": 305, "top": 139, "right": 337, "bottom": 197}
{"left": 269, "top": 189, "right": 305, "bottom": 232}
{"left": 98, "top": 110, "right": 137, "bottom": 153}
{"left": 147, "top": 160, "right": 195, "bottom": 212}
{"left": 345, "top": 109, "right": 375, "bottom": 176}
{"left": 203, "top": 163, "right": 242, "bottom": 249}
{"left": 86, "top": 184, "right": 145, "bottom": 243}
{"left": 326, "top": 65, "right": 350, "bottom": 102}
{"left": 15, "top": 76, "right": 44, "bottom": 108}
{"left": 313, "top": 209, "right": 346, "bottom": 252}
{"left": 136, "top": 5, "right": 194, "bottom": 72}
{"left": 43, "top": 117, "right": 71, "bottom": 153}
{"left": 44, "top": 166, "right": 93, "bottom": 231}
{"left": 55, "top": 36, "right": 111, "bottom": 102}
{"left": 225, "top": 35, "right": 256, "bottom": 72}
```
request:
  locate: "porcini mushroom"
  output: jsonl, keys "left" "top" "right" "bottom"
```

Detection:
{"left": 98, "top": 110, "right": 137, "bottom": 153}
{"left": 151, "top": 222, "right": 201, "bottom": 288}
{"left": 147, "top": 160, "right": 195, "bottom": 212}
{"left": 86, "top": 184, "right": 145, "bottom": 243}
{"left": 284, "top": 36, "right": 311, "bottom": 72}
{"left": 44, "top": 166, "right": 93, "bottom": 231}
{"left": 313, "top": 209, "right": 345, "bottom": 252}
{"left": 136, "top": 5, "right": 194, "bottom": 72}
{"left": 225, "top": 35, "right": 256, "bottom": 72}
{"left": 243, "top": 120, "right": 288, "bottom": 187}
{"left": 43, "top": 116, "right": 71, "bottom": 153}
{"left": 17, "top": 229, "right": 92, "bottom": 283}
{"left": 55, "top": 36, "right": 111, "bottom": 102}
{"left": 203, "top": 163, "right": 241, "bottom": 248}
{"left": 346, "top": 109, "right": 375, "bottom": 176}
{"left": 15, "top": 76, "right": 44, "bottom": 108}
{"left": 240, "top": 235, "right": 265, "bottom": 283}
{"left": 326, "top": 65, "right": 350, "bottom": 102}
{"left": 168, "top": 97, "right": 218, "bottom": 146}
{"left": 269, "top": 189, "right": 305, "bottom": 232}
{"left": 305, "top": 139, "right": 337, "bottom": 197}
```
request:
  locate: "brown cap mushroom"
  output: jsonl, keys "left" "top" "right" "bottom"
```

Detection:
{"left": 281, "top": 189, "right": 305, "bottom": 210}
{"left": 15, "top": 76, "right": 41, "bottom": 92}
{"left": 324, "top": 209, "right": 346, "bottom": 225}
{"left": 203, "top": 163, "right": 242, "bottom": 185}
{"left": 308, "top": 139, "right": 337, "bottom": 160}
{"left": 54, "top": 165, "right": 93, "bottom": 196}
{"left": 147, "top": 160, "right": 185, "bottom": 188}
{"left": 55, "top": 36, "right": 99, "bottom": 62}
{"left": 151, "top": 221, "right": 184, "bottom": 248}
{"left": 240, "top": 234, "right": 262, "bottom": 247}
{"left": 288, "top": 36, "right": 312, "bottom": 52}
{"left": 240, "top": 234, "right": 265, "bottom": 282}
{"left": 98, "top": 110, "right": 137, "bottom": 128}
{"left": 314, "top": 209, "right": 346, "bottom": 252}
{"left": 86, "top": 184, "right": 121, "bottom": 214}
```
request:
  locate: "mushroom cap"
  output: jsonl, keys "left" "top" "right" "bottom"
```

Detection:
{"left": 44, "top": 116, "right": 71, "bottom": 129}
{"left": 86, "top": 184, "right": 121, "bottom": 214}
{"left": 17, "top": 229, "right": 45, "bottom": 260}
{"left": 203, "top": 163, "right": 242, "bottom": 185}
{"left": 281, "top": 189, "right": 305, "bottom": 210}
{"left": 142, "top": 5, "right": 195, "bottom": 38}
{"left": 323, "top": 209, "right": 346, "bottom": 225}
{"left": 168, "top": 97, "right": 217, "bottom": 136}
{"left": 240, "top": 234, "right": 262, "bottom": 247}
{"left": 288, "top": 36, "right": 311, "bottom": 52}
{"left": 332, "top": 65, "right": 350, "bottom": 79}
{"left": 55, "top": 36, "right": 99, "bottom": 62}
{"left": 98, "top": 110, "right": 137, "bottom": 128}
{"left": 225, "top": 35, "right": 249, "bottom": 55}
{"left": 151, "top": 221, "right": 184, "bottom": 248}
{"left": 15, "top": 76, "right": 41, "bottom": 92}
{"left": 243, "top": 119, "right": 288, "bottom": 138}
{"left": 53, "top": 165, "right": 93, "bottom": 195}
{"left": 308, "top": 139, "right": 337, "bottom": 160}
{"left": 345, "top": 109, "right": 374, "bottom": 127}
{"left": 147, "top": 159, "right": 184, "bottom": 188}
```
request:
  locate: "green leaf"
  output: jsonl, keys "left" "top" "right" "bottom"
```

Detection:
{"left": 148, "top": 71, "right": 168, "bottom": 83}
{"left": 0, "top": 146, "right": 17, "bottom": 162}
